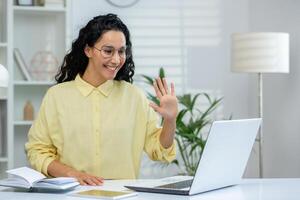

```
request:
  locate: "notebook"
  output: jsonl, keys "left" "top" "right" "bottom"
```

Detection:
{"left": 0, "top": 167, "right": 79, "bottom": 192}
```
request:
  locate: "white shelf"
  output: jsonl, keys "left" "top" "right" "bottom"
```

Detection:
{"left": 0, "top": 157, "right": 8, "bottom": 162}
{"left": 14, "top": 81, "right": 55, "bottom": 86}
{"left": 2, "top": 0, "right": 71, "bottom": 177}
{"left": 0, "top": 43, "right": 7, "bottom": 47}
{"left": 13, "top": 6, "right": 66, "bottom": 14}
{"left": 0, "top": 97, "right": 7, "bottom": 100}
{"left": 14, "top": 121, "right": 33, "bottom": 126}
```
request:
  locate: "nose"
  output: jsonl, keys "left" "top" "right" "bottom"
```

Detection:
{"left": 110, "top": 51, "right": 121, "bottom": 65}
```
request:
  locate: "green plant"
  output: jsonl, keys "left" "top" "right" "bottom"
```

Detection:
{"left": 141, "top": 68, "right": 222, "bottom": 175}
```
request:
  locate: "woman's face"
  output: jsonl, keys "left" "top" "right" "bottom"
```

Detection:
{"left": 84, "top": 30, "right": 126, "bottom": 82}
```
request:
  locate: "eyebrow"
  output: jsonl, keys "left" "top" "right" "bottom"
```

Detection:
{"left": 102, "top": 45, "right": 126, "bottom": 49}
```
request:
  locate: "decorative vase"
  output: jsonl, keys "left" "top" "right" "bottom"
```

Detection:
{"left": 23, "top": 101, "right": 34, "bottom": 121}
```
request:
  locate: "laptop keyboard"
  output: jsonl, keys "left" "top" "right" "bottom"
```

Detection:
{"left": 156, "top": 179, "right": 193, "bottom": 189}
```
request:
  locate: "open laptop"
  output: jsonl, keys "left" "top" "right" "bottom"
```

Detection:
{"left": 125, "top": 118, "right": 261, "bottom": 195}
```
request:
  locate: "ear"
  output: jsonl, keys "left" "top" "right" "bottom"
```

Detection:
{"left": 84, "top": 45, "right": 93, "bottom": 58}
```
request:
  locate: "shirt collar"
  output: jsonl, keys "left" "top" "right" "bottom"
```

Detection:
{"left": 75, "top": 74, "right": 114, "bottom": 97}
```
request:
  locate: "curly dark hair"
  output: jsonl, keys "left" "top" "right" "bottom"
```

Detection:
{"left": 55, "top": 13, "right": 135, "bottom": 83}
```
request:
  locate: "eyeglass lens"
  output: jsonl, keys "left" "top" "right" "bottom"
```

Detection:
{"left": 95, "top": 46, "right": 127, "bottom": 58}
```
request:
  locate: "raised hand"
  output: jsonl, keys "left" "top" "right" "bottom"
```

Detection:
{"left": 150, "top": 77, "right": 178, "bottom": 122}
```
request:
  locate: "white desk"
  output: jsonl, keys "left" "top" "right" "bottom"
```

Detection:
{"left": 0, "top": 179, "right": 299, "bottom": 200}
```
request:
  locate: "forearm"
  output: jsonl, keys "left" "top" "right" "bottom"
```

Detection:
{"left": 160, "top": 118, "right": 176, "bottom": 148}
{"left": 47, "top": 160, "right": 76, "bottom": 177}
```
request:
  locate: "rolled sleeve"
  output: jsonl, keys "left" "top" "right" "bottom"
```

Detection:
{"left": 159, "top": 138, "right": 176, "bottom": 163}
{"left": 144, "top": 110, "right": 176, "bottom": 163}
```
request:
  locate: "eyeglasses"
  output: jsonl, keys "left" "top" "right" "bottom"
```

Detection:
{"left": 94, "top": 46, "right": 127, "bottom": 59}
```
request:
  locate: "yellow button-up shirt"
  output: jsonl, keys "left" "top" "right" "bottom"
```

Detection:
{"left": 25, "top": 75, "right": 175, "bottom": 179}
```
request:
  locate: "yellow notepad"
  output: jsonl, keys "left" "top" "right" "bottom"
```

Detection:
{"left": 72, "top": 189, "right": 138, "bottom": 199}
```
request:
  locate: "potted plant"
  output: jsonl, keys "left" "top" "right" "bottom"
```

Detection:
{"left": 141, "top": 68, "right": 223, "bottom": 175}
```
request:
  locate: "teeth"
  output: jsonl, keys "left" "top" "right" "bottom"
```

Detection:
{"left": 105, "top": 65, "right": 118, "bottom": 71}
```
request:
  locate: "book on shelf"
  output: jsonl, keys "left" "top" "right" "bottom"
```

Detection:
{"left": 0, "top": 167, "right": 79, "bottom": 192}
{"left": 13, "top": 48, "right": 32, "bottom": 81}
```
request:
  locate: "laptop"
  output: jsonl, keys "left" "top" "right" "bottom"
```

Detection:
{"left": 125, "top": 118, "right": 261, "bottom": 195}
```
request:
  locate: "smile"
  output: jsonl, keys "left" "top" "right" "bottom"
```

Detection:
{"left": 104, "top": 65, "right": 118, "bottom": 71}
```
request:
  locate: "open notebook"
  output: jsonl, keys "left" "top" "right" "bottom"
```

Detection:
{"left": 0, "top": 167, "right": 79, "bottom": 192}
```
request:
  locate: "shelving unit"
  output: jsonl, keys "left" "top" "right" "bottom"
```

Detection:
{"left": 0, "top": 0, "right": 9, "bottom": 179}
{"left": 0, "top": 0, "right": 71, "bottom": 178}
{"left": 13, "top": 5, "right": 66, "bottom": 13}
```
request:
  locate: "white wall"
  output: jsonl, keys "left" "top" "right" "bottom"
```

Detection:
{"left": 249, "top": 0, "right": 300, "bottom": 177}
{"left": 186, "top": 0, "right": 261, "bottom": 177}
{"left": 186, "top": 0, "right": 250, "bottom": 118}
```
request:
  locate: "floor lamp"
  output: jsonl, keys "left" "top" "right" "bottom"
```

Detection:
{"left": 231, "top": 32, "right": 289, "bottom": 178}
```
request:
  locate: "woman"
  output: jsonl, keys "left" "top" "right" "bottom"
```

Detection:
{"left": 25, "top": 14, "right": 178, "bottom": 186}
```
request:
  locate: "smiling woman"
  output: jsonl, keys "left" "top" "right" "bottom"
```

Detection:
{"left": 55, "top": 14, "right": 135, "bottom": 84}
{"left": 25, "top": 13, "right": 178, "bottom": 186}
{"left": 82, "top": 30, "right": 127, "bottom": 86}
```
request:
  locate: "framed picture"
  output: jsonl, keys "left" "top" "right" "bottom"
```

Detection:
{"left": 17, "top": 0, "right": 33, "bottom": 6}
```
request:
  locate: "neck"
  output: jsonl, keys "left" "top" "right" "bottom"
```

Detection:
{"left": 82, "top": 66, "right": 106, "bottom": 87}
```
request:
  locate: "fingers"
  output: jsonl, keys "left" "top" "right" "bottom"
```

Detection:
{"left": 91, "top": 176, "right": 103, "bottom": 185}
{"left": 156, "top": 78, "right": 166, "bottom": 95}
{"left": 149, "top": 102, "right": 161, "bottom": 113}
{"left": 153, "top": 77, "right": 175, "bottom": 97}
{"left": 170, "top": 82, "right": 175, "bottom": 96}
{"left": 84, "top": 178, "right": 98, "bottom": 186}
{"left": 162, "top": 78, "right": 169, "bottom": 94}
{"left": 81, "top": 178, "right": 103, "bottom": 186}
{"left": 67, "top": 169, "right": 104, "bottom": 186}
{"left": 153, "top": 81, "right": 162, "bottom": 99}
{"left": 96, "top": 177, "right": 104, "bottom": 183}
{"left": 153, "top": 77, "right": 171, "bottom": 98}
{"left": 78, "top": 175, "right": 104, "bottom": 186}
{"left": 79, "top": 179, "right": 87, "bottom": 186}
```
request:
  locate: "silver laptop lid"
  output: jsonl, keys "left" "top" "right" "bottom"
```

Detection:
{"left": 189, "top": 118, "right": 261, "bottom": 195}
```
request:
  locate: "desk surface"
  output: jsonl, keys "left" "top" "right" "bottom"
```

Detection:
{"left": 0, "top": 179, "right": 299, "bottom": 200}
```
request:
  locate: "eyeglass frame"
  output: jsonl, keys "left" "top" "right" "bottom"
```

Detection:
{"left": 93, "top": 45, "right": 128, "bottom": 59}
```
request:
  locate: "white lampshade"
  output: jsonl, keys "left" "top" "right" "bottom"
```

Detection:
{"left": 231, "top": 32, "right": 289, "bottom": 73}
{"left": 0, "top": 64, "right": 9, "bottom": 87}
